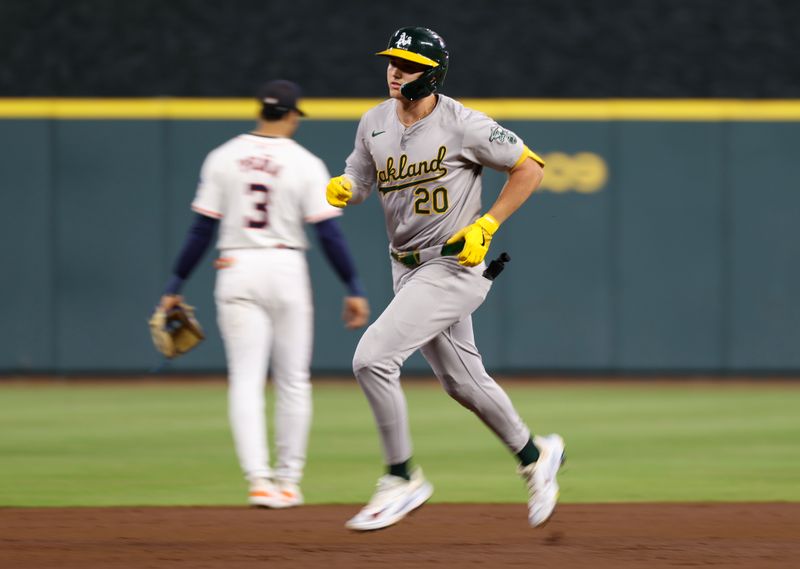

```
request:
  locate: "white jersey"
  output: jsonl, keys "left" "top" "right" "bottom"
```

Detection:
{"left": 192, "top": 133, "right": 341, "bottom": 250}
{"left": 344, "top": 95, "right": 542, "bottom": 251}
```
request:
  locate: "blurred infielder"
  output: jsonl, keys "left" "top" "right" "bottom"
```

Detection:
{"left": 327, "top": 27, "right": 565, "bottom": 531}
{"left": 158, "top": 79, "right": 369, "bottom": 508}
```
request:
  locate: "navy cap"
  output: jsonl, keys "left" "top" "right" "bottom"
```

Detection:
{"left": 257, "top": 79, "right": 306, "bottom": 118}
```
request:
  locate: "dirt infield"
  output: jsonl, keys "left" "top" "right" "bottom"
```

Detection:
{"left": 2, "top": 503, "right": 797, "bottom": 568}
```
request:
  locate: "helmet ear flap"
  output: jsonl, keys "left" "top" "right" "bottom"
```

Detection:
{"left": 400, "top": 64, "right": 448, "bottom": 101}
{"left": 400, "top": 67, "right": 436, "bottom": 101}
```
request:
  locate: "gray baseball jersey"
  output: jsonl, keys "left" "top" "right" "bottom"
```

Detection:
{"left": 345, "top": 95, "right": 532, "bottom": 251}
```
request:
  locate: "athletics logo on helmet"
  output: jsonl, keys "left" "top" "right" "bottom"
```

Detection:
{"left": 396, "top": 32, "right": 413, "bottom": 49}
{"left": 376, "top": 26, "right": 449, "bottom": 101}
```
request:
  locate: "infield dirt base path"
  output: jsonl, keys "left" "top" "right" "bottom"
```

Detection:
{"left": 2, "top": 503, "right": 797, "bottom": 568}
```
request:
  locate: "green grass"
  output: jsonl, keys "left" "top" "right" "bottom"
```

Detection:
{"left": 0, "top": 380, "right": 798, "bottom": 506}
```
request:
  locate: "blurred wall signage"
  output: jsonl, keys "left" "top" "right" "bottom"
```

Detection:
{"left": 539, "top": 152, "right": 608, "bottom": 194}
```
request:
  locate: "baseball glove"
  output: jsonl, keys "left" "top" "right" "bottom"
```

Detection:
{"left": 149, "top": 302, "right": 205, "bottom": 358}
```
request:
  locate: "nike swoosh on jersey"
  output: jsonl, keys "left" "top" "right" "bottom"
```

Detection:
{"left": 372, "top": 130, "right": 386, "bottom": 137}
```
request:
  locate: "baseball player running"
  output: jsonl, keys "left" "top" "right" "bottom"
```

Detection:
{"left": 158, "top": 79, "right": 369, "bottom": 508}
{"left": 327, "top": 27, "right": 565, "bottom": 531}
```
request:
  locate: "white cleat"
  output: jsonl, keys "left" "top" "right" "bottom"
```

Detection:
{"left": 518, "top": 434, "right": 566, "bottom": 527}
{"left": 247, "top": 477, "right": 285, "bottom": 508}
{"left": 273, "top": 480, "right": 304, "bottom": 509}
{"left": 345, "top": 467, "right": 434, "bottom": 531}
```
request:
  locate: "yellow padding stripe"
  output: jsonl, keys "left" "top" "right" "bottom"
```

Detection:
{"left": 461, "top": 99, "right": 800, "bottom": 121}
{"left": 0, "top": 99, "right": 382, "bottom": 120}
{"left": 2, "top": 99, "right": 800, "bottom": 120}
{"left": 0, "top": 99, "right": 259, "bottom": 119}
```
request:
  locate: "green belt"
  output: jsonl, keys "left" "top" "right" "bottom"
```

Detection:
{"left": 390, "top": 240, "right": 465, "bottom": 268}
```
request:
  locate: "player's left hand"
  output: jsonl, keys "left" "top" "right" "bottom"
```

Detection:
{"left": 343, "top": 296, "right": 370, "bottom": 329}
{"left": 159, "top": 294, "right": 183, "bottom": 312}
{"left": 446, "top": 213, "right": 500, "bottom": 267}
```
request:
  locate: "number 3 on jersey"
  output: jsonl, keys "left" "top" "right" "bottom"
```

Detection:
{"left": 247, "top": 183, "right": 270, "bottom": 228}
{"left": 413, "top": 186, "right": 449, "bottom": 215}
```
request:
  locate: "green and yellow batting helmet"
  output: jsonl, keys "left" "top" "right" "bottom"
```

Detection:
{"left": 376, "top": 26, "right": 449, "bottom": 101}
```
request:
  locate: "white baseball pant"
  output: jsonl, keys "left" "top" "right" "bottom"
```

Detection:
{"left": 215, "top": 248, "right": 313, "bottom": 484}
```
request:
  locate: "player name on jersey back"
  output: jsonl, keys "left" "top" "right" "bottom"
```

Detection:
{"left": 193, "top": 134, "right": 340, "bottom": 251}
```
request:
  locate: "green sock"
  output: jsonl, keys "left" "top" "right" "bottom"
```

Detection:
{"left": 516, "top": 437, "right": 540, "bottom": 466}
{"left": 388, "top": 460, "right": 411, "bottom": 480}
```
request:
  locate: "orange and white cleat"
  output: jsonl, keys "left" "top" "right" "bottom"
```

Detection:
{"left": 247, "top": 478, "right": 284, "bottom": 508}
{"left": 274, "top": 480, "right": 304, "bottom": 508}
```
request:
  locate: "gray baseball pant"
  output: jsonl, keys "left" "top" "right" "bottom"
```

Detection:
{"left": 352, "top": 256, "right": 531, "bottom": 465}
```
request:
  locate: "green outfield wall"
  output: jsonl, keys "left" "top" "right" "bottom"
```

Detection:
{"left": 2, "top": 100, "right": 799, "bottom": 374}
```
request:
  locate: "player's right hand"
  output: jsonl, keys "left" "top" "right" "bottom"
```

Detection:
{"left": 326, "top": 175, "right": 353, "bottom": 208}
{"left": 343, "top": 296, "right": 370, "bottom": 329}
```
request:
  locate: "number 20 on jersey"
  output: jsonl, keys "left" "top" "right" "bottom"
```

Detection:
{"left": 413, "top": 186, "right": 449, "bottom": 215}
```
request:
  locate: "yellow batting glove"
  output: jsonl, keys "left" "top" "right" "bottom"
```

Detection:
{"left": 446, "top": 213, "right": 500, "bottom": 267}
{"left": 326, "top": 175, "right": 353, "bottom": 208}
